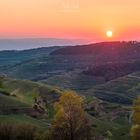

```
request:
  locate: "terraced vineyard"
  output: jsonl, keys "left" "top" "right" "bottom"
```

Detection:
{"left": 86, "top": 74, "right": 140, "bottom": 104}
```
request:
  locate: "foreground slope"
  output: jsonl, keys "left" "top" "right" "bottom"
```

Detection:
{"left": 0, "top": 76, "right": 132, "bottom": 140}
{"left": 0, "top": 76, "right": 62, "bottom": 129}
{"left": 86, "top": 73, "right": 140, "bottom": 105}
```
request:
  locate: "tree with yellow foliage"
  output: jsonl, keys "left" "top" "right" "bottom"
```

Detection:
{"left": 131, "top": 97, "right": 140, "bottom": 140}
{"left": 51, "top": 91, "right": 91, "bottom": 140}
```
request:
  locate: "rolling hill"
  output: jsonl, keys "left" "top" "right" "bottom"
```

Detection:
{"left": 1, "top": 41, "right": 140, "bottom": 76}
{"left": 0, "top": 42, "right": 139, "bottom": 105}
{"left": 0, "top": 76, "right": 63, "bottom": 130}
{"left": 0, "top": 76, "right": 132, "bottom": 140}
{"left": 0, "top": 41, "right": 140, "bottom": 139}
{"left": 0, "top": 46, "right": 60, "bottom": 67}
{"left": 0, "top": 76, "right": 62, "bottom": 105}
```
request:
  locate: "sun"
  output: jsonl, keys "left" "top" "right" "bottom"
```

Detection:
{"left": 106, "top": 30, "right": 113, "bottom": 38}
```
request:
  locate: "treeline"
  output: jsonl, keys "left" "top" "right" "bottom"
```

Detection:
{"left": 50, "top": 41, "right": 140, "bottom": 56}
{"left": 83, "top": 61, "right": 140, "bottom": 81}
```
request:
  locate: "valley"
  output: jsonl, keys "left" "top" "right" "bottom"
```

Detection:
{"left": 0, "top": 41, "right": 140, "bottom": 139}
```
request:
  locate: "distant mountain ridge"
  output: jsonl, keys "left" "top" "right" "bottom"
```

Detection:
{"left": 0, "top": 41, "right": 139, "bottom": 83}
{"left": 0, "top": 38, "right": 87, "bottom": 50}
{"left": 51, "top": 41, "right": 140, "bottom": 56}
{"left": 0, "top": 46, "right": 60, "bottom": 66}
{"left": 0, "top": 41, "right": 140, "bottom": 98}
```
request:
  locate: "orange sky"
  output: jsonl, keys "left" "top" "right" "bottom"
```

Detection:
{"left": 0, "top": 0, "right": 140, "bottom": 41}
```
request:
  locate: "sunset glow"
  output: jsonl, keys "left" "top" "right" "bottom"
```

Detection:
{"left": 0, "top": 0, "right": 140, "bottom": 41}
{"left": 106, "top": 31, "right": 113, "bottom": 38}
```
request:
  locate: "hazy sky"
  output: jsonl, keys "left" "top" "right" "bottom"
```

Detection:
{"left": 0, "top": 0, "right": 140, "bottom": 41}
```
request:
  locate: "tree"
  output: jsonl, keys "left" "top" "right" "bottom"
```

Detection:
{"left": 51, "top": 91, "right": 91, "bottom": 140}
{"left": 32, "top": 88, "right": 47, "bottom": 116}
{"left": 104, "top": 130, "right": 113, "bottom": 140}
{"left": 32, "top": 88, "right": 40, "bottom": 101}
{"left": 131, "top": 97, "right": 140, "bottom": 140}
{"left": 0, "top": 76, "right": 4, "bottom": 88}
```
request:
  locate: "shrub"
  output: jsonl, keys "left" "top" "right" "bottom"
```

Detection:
{"left": 0, "top": 122, "right": 48, "bottom": 140}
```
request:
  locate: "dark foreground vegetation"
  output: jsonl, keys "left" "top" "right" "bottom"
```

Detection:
{"left": 0, "top": 123, "right": 47, "bottom": 140}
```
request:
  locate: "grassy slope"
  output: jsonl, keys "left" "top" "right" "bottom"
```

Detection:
{"left": 84, "top": 73, "right": 140, "bottom": 140}
{"left": 0, "top": 93, "right": 28, "bottom": 107}
{"left": 41, "top": 72, "right": 105, "bottom": 92}
{"left": 86, "top": 73, "right": 140, "bottom": 139}
{"left": 0, "top": 76, "right": 62, "bottom": 129}
{"left": 89, "top": 115, "right": 131, "bottom": 140}
{"left": 0, "top": 115, "right": 50, "bottom": 129}
{"left": 86, "top": 75, "right": 140, "bottom": 104}
{"left": 86, "top": 99, "right": 131, "bottom": 140}
{"left": 0, "top": 77, "right": 62, "bottom": 105}
{"left": 0, "top": 75, "right": 135, "bottom": 140}
{"left": 0, "top": 46, "right": 59, "bottom": 67}
{"left": 43, "top": 72, "right": 140, "bottom": 105}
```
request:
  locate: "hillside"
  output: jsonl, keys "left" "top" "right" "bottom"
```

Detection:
{"left": 0, "top": 42, "right": 139, "bottom": 100}
{"left": 51, "top": 41, "right": 140, "bottom": 59}
{"left": 0, "top": 76, "right": 63, "bottom": 130}
{"left": 0, "top": 46, "right": 60, "bottom": 67}
{"left": 85, "top": 73, "right": 140, "bottom": 105}
{"left": 1, "top": 41, "right": 139, "bottom": 78}
{"left": 0, "top": 76, "right": 132, "bottom": 140}
{"left": 0, "top": 41, "right": 140, "bottom": 139}
{"left": 39, "top": 70, "right": 140, "bottom": 107}
{"left": 0, "top": 76, "right": 62, "bottom": 105}
{"left": 83, "top": 60, "right": 140, "bottom": 81}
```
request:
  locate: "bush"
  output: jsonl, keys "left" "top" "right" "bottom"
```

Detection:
{"left": 0, "top": 122, "right": 48, "bottom": 140}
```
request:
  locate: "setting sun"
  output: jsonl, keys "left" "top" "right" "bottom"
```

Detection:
{"left": 106, "top": 30, "right": 113, "bottom": 38}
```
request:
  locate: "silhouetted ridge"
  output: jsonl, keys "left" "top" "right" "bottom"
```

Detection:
{"left": 50, "top": 41, "right": 140, "bottom": 55}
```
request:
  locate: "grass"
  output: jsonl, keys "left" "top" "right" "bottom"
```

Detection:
{"left": 85, "top": 76, "right": 140, "bottom": 104}
{"left": 112, "top": 125, "right": 131, "bottom": 140}
{"left": 0, "top": 77, "right": 62, "bottom": 106}
{"left": 0, "top": 76, "right": 62, "bottom": 128}
{"left": 0, "top": 93, "right": 29, "bottom": 107}
{"left": 42, "top": 72, "right": 104, "bottom": 92}
{"left": 0, "top": 114, "right": 50, "bottom": 129}
{"left": 88, "top": 114, "right": 131, "bottom": 140}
